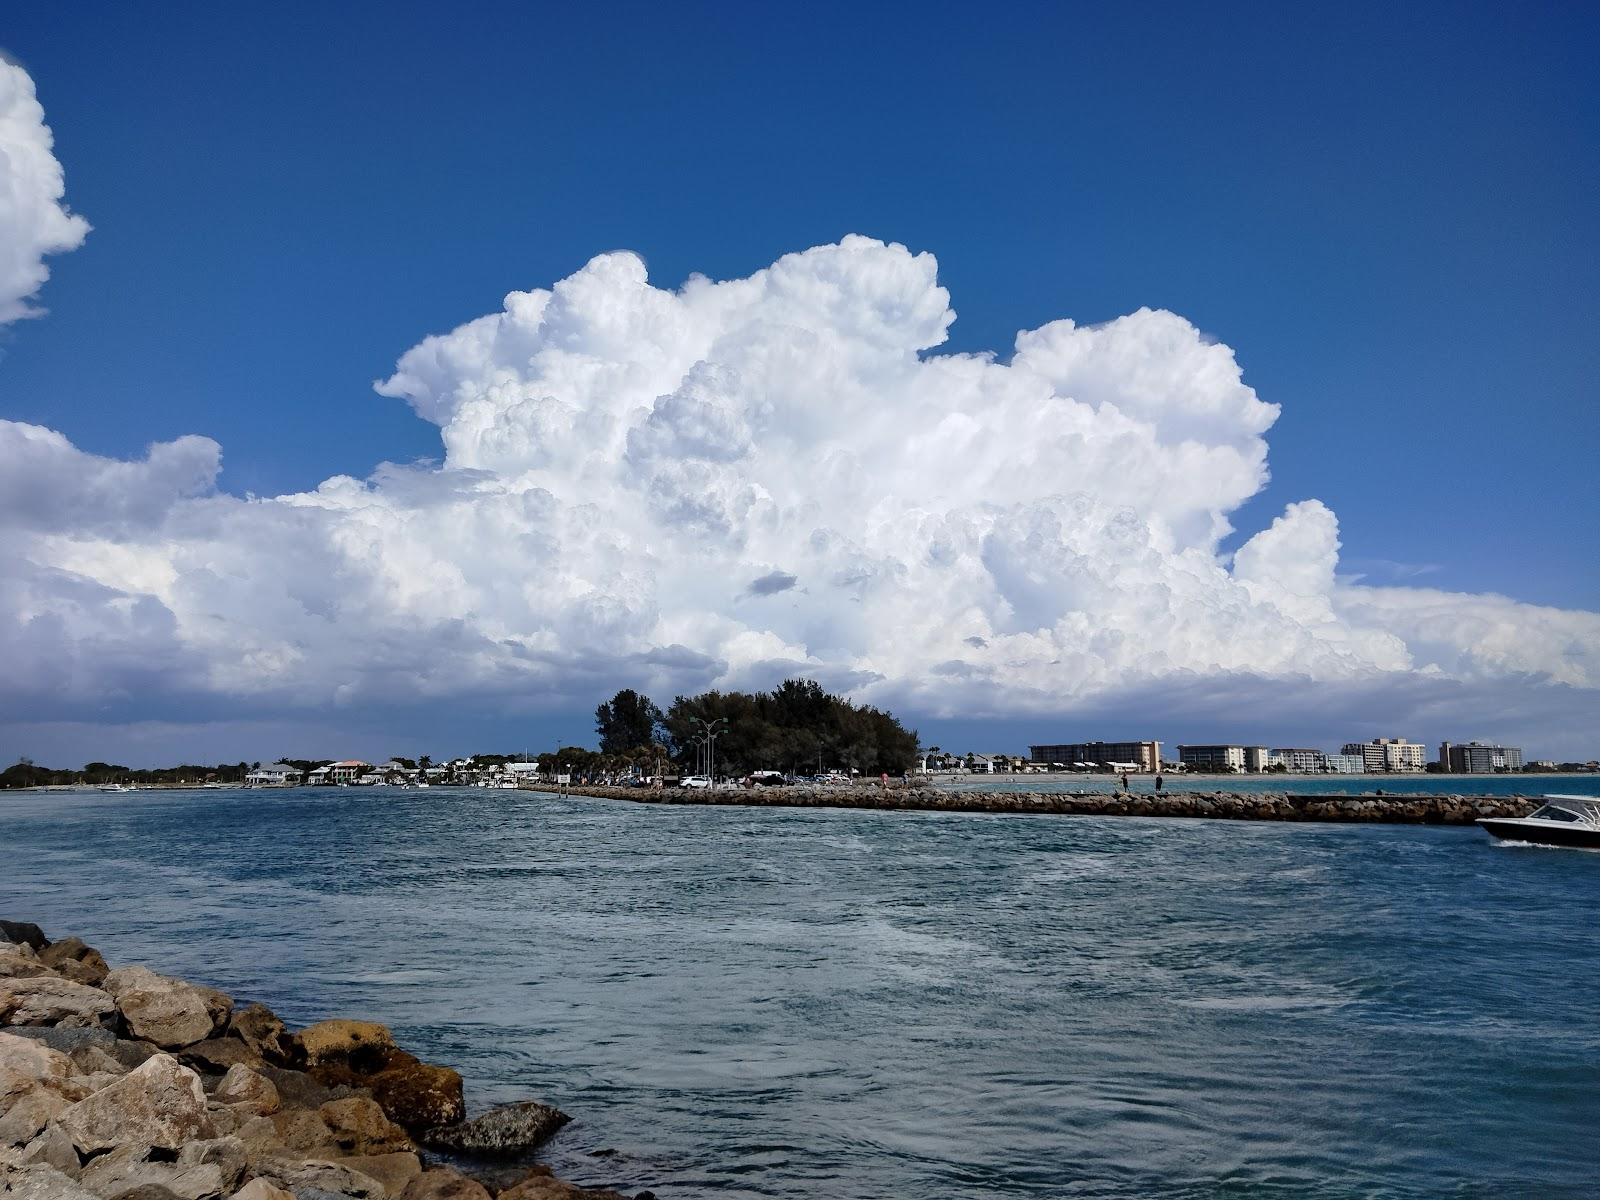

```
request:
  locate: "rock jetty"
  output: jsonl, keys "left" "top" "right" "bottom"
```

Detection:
{"left": 0, "top": 923, "right": 651, "bottom": 1200}
{"left": 555, "top": 783, "right": 1537, "bottom": 825}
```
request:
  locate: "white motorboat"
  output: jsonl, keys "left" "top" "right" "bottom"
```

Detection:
{"left": 1478, "top": 795, "right": 1600, "bottom": 849}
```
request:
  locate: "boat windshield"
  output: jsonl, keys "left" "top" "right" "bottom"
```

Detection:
{"left": 1530, "top": 804, "right": 1583, "bottom": 822}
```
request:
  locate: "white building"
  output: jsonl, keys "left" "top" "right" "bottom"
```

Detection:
{"left": 245, "top": 763, "right": 302, "bottom": 787}
{"left": 1178, "top": 745, "right": 1249, "bottom": 772}
{"left": 1342, "top": 738, "right": 1426, "bottom": 772}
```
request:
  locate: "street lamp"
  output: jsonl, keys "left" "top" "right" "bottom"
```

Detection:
{"left": 688, "top": 716, "right": 731, "bottom": 787}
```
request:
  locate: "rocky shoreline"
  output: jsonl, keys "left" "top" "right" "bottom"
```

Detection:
{"left": 558, "top": 783, "right": 1537, "bottom": 825}
{"left": 0, "top": 922, "right": 652, "bottom": 1200}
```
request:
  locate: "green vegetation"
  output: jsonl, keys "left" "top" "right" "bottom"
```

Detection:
{"left": 0, "top": 759, "right": 262, "bottom": 788}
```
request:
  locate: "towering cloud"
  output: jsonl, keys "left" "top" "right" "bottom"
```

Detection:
{"left": 1, "top": 60, "right": 1596, "bottom": 755}
{"left": 0, "top": 58, "right": 88, "bottom": 323}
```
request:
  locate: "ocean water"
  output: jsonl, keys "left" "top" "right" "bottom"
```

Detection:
{"left": 932, "top": 772, "right": 1600, "bottom": 798}
{"left": 4, "top": 787, "right": 1598, "bottom": 1199}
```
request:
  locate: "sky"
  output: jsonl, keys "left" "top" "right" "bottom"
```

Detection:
{"left": 1, "top": 2, "right": 1597, "bottom": 766}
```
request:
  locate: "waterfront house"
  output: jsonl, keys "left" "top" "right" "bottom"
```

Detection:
{"left": 328, "top": 760, "right": 371, "bottom": 784}
{"left": 244, "top": 763, "right": 303, "bottom": 787}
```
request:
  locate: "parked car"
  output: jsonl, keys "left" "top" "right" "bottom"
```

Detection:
{"left": 679, "top": 775, "right": 712, "bottom": 789}
{"left": 745, "top": 771, "right": 788, "bottom": 787}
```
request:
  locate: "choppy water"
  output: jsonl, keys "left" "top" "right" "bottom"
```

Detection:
{"left": 4, "top": 787, "right": 1598, "bottom": 1198}
{"left": 934, "top": 772, "right": 1600, "bottom": 798}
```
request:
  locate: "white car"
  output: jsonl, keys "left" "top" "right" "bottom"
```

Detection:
{"left": 678, "top": 775, "right": 712, "bottom": 789}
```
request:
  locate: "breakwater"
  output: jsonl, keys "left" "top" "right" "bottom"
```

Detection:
{"left": 0, "top": 921, "right": 654, "bottom": 1200}
{"left": 557, "top": 783, "right": 1536, "bottom": 824}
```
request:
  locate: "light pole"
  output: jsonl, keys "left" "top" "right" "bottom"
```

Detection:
{"left": 689, "top": 716, "right": 731, "bottom": 787}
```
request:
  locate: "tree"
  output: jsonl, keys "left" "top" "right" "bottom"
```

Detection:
{"left": 595, "top": 689, "right": 664, "bottom": 754}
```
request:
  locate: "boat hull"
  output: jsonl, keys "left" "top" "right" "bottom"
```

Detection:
{"left": 1478, "top": 818, "right": 1600, "bottom": 849}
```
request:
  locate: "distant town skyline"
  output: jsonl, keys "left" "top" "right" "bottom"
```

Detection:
{"left": 0, "top": 4, "right": 1597, "bottom": 765}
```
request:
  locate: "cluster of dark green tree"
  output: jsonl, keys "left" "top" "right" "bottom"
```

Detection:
{"left": 573, "top": 679, "right": 918, "bottom": 777}
{"left": 0, "top": 760, "right": 260, "bottom": 789}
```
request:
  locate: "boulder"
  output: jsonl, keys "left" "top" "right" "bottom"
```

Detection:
{"left": 193, "top": 988, "right": 233, "bottom": 1037}
{"left": 70, "top": 1045, "right": 130, "bottom": 1078}
{"left": 250, "top": 1157, "right": 386, "bottom": 1199}
{"left": 56, "top": 1053, "right": 212, "bottom": 1154}
{"left": 227, "top": 1005, "right": 290, "bottom": 1066}
{"left": 0, "top": 977, "right": 115, "bottom": 1028}
{"left": 0, "top": 922, "right": 48, "bottom": 951}
{"left": 103, "top": 968, "right": 217, "bottom": 1050}
{"left": 263, "top": 1108, "right": 337, "bottom": 1157}
{"left": 368, "top": 1061, "right": 464, "bottom": 1132}
{"left": 20, "top": 1119, "right": 80, "bottom": 1175}
{"left": 37, "top": 939, "right": 109, "bottom": 987}
{"left": 204, "top": 1103, "right": 240, "bottom": 1137}
{"left": 317, "top": 1097, "right": 412, "bottom": 1156}
{"left": 0, "top": 1033, "right": 74, "bottom": 1109}
{"left": 295, "top": 1021, "right": 394, "bottom": 1071}
{"left": 398, "top": 1168, "right": 492, "bottom": 1200}
{"left": 78, "top": 1143, "right": 226, "bottom": 1200}
{"left": 179, "top": 1040, "right": 262, "bottom": 1075}
{"left": 0, "top": 943, "right": 55, "bottom": 981}
{"left": 0, "top": 1163, "right": 100, "bottom": 1200}
{"left": 0, "top": 1086, "right": 67, "bottom": 1146}
{"left": 1, "top": 1027, "right": 116, "bottom": 1057}
{"left": 423, "top": 1100, "right": 570, "bottom": 1155}
{"left": 255, "top": 1068, "right": 356, "bottom": 1111}
{"left": 498, "top": 1167, "right": 637, "bottom": 1200}
{"left": 178, "top": 1135, "right": 248, "bottom": 1193}
{"left": 228, "top": 1181, "right": 295, "bottom": 1200}
{"left": 332, "top": 1151, "right": 421, "bottom": 1195}
{"left": 213, "top": 1065, "right": 279, "bottom": 1117}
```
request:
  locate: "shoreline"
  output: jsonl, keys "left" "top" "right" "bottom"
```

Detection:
{"left": 550, "top": 783, "right": 1537, "bottom": 825}
{"left": 0, "top": 922, "right": 654, "bottom": 1200}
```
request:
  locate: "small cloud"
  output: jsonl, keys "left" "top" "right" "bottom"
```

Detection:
{"left": 964, "top": 635, "right": 988, "bottom": 648}
{"left": 746, "top": 570, "right": 798, "bottom": 597}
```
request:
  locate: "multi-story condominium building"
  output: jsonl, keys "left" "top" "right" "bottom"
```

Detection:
{"left": 1324, "top": 754, "right": 1366, "bottom": 774}
{"left": 1178, "top": 744, "right": 1249, "bottom": 772}
{"left": 1342, "top": 738, "right": 1426, "bottom": 772}
{"left": 1439, "top": 742, "right": 1524, "bottom": 773}
{"left": 1028, "top": 741, "right": 1162, "bottom": 773}
{"left": 1270, "top": 748, "right": 1326, "bottom": 773}
{"left": 1243, "top": 746, "right": 1270, "bottom": 773}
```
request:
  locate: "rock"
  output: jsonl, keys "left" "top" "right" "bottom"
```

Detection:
{"left": 177, "top": 1136, "right": 248, "bottom": 1193}
{"left": 0, "top": 1087, "right": 67, "bottom": 1147}
{"left": 71, "top": 1045, "right": 130, "bottom": 1078}
{"left": 37, "top": 940, "right": 109, "bottom": 988}
{"left": 331, "top": 1152, "right": 421, "bottom": 1195}
{"left": 0, "top": 1163, "right": 100, "bottom": 1200}
{"left": 204, "top": 1104, "right": 240, "bottom": 1137}
{"left": 255, "top": 1068, "right": 360, "bottom": 1111}
{"left": 104, "top": 1041, "right": 169, "bottom": 1073}
{"left": 295, "top": 1022, "right": 394, "bottom": 1071}
{"left": 0, "top": 977, "right": 115, "bottom": 1028}
{"left": 228, "top": 1181, "right": 295, "bottom": 1200}
{"left": 78, "top": 1143, "right": 226, "bottom": 1200}
{"left": 398, "top": 1168, "right": 492, "bottom": 1200}
{"left": 498, "top": 1167, "right": 636, "bottom": 1200}
{"left": 367, "top": 1062, "right": 463, "bottom": 1133}
{"left": 179, "top": 1041, "right": 262, "bottom": 1075}
{"left": 422, "top": 1100, "right": 570, "bottom": 1156}
{"left": 20, "top": 1119, "right": 80, "bottom": 1175}
{"left": 263, "top": 1108, "right": 337, "bottom": 1157}
{"left": 0, "top": 944, "right": 55, "bottom": 981}
{"left": 192, "top": 989, "right": 233, "bottom": 1038}
{"left": 317, "top": 1098, "right": 411, "bottom": 1156}
{"left": 0, "top": 923, "right": 48, "bottom": 951}
{"left": 102, "top": 1186, "right": 187, "bottom": 1200}
{"left": 56, "top": 1053, "right": 212, "bottom": 1154}
{"left": 227, "top": 1006, "right": 290, "bottom": 1067}
{"left": 213, "top": 1066, "right": 279, "bottom": 1117}
{"left": 0, "top": 1028, "right": 116, "bottom": 1057}
{"left": 0, "top": 1033, "right": 74, "bottom": 1109}
{"left": 103, "top": 968, "right": 217, "bottom": 1051}
{"left": 251, "top": 1157, "right": 385, "bottom": 1199}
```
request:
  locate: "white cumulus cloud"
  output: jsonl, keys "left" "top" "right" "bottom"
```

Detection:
{"left": 0, "top": 57, "right": 88, "bottom": 323}
{"left": 1, "top": 61, "right": 1596, "bottom": 758}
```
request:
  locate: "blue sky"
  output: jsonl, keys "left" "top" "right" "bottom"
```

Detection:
{"left": 1, "top": 2, "right": 1597, "bottom": 764}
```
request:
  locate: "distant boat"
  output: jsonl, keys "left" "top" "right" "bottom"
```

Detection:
{"left": 1479, "top": 795, "right": 1600, "bottom": 849}
{"left": 96, "top": 782, "right": 131, "bottom": 792}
